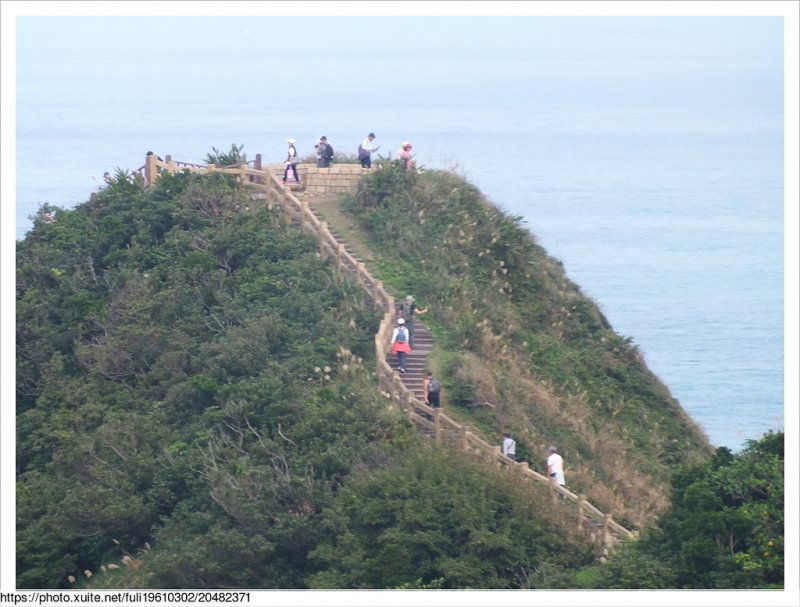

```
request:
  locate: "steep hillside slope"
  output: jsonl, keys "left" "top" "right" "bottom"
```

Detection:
{"left": 341, "top": 164, "right": 713, "bottom": 526}
{"left": 16, "top": 170, "right": 595, "bottom": 589}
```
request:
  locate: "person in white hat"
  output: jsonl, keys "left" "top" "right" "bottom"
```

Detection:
{"left": 390, "top": 317, "right": 411, "bottom": 373}
{"left": 283, "top": 138, "right": 300, "bottom": 184}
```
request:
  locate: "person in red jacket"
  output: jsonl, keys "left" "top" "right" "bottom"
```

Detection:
{"left": 390, "top": 317, "right": 411, "bottom": 373}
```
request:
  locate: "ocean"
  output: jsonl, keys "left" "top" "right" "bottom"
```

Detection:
{"left": 10, "top": 15, "right": 786, "bottom": 451}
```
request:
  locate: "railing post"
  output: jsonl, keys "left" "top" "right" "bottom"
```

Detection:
{"left": 356, "top": 262, "right": 366, "bottom": 286}
{"left": 166, "top": 155, "right": 177, "bottom": 174}
{"left": 255, "top": 153, "right": 262, "bottom": 184}
{"left": 462, "top": 429, "right": 471, "bottom": 451}
{"left": 375, "top": 335, "right": 383, "bottom": 376}
{"left": 404, "top": 391, "right": 414, "bottom": 420}
{"left": 603, "top": 513, "right": 612, "bottom": 549}
{"left": 281, "top": 188, "right": 293, "bottom": 223}
{"left": 493, "top": 445, "right": 502, "bottom": 467}
{"left": 145, "top": 152, "right": 158, "bottom": 185}
{"left": 300, "top": 199, "right": 311, "bottom": 232}
{"left": 319, "top": 222, "right": 329, "bottom": 258}
{"left": 578, "top": 494, "right": 587, "bottom": 531}
{"left": 434, "top": 408, "right": 442, "bottom": 444}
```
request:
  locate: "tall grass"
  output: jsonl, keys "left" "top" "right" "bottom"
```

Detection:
{"left": 343, "top": 165, "right": 712, "bottom": 525}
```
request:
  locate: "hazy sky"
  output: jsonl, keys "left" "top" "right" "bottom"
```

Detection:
{"left": 15, "top": 14, "right": 785, "bottom": 65}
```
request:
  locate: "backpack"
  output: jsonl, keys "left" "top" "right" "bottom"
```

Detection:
{"left": 428, "top": 378, "right": 441, "bottom": 394}
{"left": 400, "top": 302, "right": 413, "bottom": 318}
{"left": 324, "top": 144, "right": 334, "bottom": 160}
{"left": 396, "top": 327, "right": 407, "bottom": 343}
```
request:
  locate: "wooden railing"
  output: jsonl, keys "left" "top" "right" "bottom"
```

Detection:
{"left": 146, "top": 154, "right": 638, "bottom": 548}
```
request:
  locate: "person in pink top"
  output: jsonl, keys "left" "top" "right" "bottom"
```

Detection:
{"left": 398, "top": 141, "right": 415, "bottom": 170}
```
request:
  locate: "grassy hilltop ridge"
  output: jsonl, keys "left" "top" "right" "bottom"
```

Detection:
{"left": 344, "top": 164, "right": 712, "bottom": 524}
{"left": 19, "top": 162, "right": 777, "bottom": 591}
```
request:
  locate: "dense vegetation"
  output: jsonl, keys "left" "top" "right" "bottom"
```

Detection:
{"left": 550, "top": 432, "right": 784, "bottom": 589}
{"left": 16, "top": 169, "right": 592, "bottom": 589}
{"left": 16, "top": 162, "right": 782, "bottom": 589}
{"left": 344, "top": 164, "right": 713, "bottom": 525}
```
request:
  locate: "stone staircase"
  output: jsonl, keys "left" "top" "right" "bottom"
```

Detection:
{"left": 393, "top": 317, "right": 434, "bottom": 401}
{"left": 305, "top": 201, "right": 438, "bottom": 424}
{"left": 186, "top": 160, "right": 637, "bottom": 551}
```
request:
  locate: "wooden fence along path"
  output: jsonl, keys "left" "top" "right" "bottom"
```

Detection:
{"left": 141, "top": 154, "right": 637, "bottom": 552}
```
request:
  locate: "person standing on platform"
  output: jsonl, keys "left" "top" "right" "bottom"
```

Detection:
{"left": 358, "top": 132, "right": 380, "bottom": 168}
{"left": 283, "top": 138, "right": 300, "bottom": 183}
{"left": 315, "top": 136, "right": 334, "bottom": 168}
{"left": 398, "top": 141, "right": 415, "bottom": 170}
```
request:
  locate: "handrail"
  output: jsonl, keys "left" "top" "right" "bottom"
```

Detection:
{"left": 146, "top": 153, "right": 638, "bottom": 546}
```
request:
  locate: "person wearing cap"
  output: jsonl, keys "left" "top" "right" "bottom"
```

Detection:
{"left": 546, "top": 445, "right": 566, "bottom": 488}
{"left": 390, "top": 317, "right": 411, "bottom": 373}
{"left": 315, "top": 136, "right": 334, "bottom": 168}
{"left": 398, "top": 141, "right": 414, "bottom": 170}
{"left": 283, "top": 138, "right": 300, "bottom": 184}
{"left": 399, "top": 295, "right": 428, "bottom": 348}
{"left": 358, "top": 133, "right": 380, "bottom": 169}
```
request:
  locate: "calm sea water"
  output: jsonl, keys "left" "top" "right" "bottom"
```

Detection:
{"left": 12, "top": 16, "right": 785, "bottom": 451}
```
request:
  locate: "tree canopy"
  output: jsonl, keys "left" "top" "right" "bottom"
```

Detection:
{"left": 548, "top": 431, "right": 784, "bottom": 589}
{"left": 16, "top": 169, "right": 592, "bottom": 589}
{"left": 16, "top": 165, "right": 782, "bottom": 590}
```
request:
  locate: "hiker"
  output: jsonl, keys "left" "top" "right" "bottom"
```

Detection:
{"left": 390, "top": 317, "right": 411, "bottom": 373}
{"left": 315, "top": 136, "right": 334, "bottom": 168}
{"left": 423, "top": 371, "right": 441, "bottom": 409}
{"left": 358, "top": 133, "right": 380, "bottom": 168}
{"left": 502, "top": 433, "right": 517, "bottom": 460}
{"left": 546, "top": 445, "right": 566, "bottom": 487}
{"left": 399, "top": 295, "right": 428, "bottom": 348}
{"left": 283, "top": 138, "right": 300, "bottom": 183}
{"left": 398, "top": 141, "right": 414, "bottom": 170}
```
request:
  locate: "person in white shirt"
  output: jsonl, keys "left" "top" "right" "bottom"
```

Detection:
{"left": 546, "top": 445, "right": 565, "bottom": 486}
{"left": 358, "top": 132, "right": 380, "bottom": 168}
{"left": 502, "top": 433, "right": 517, "bottom": 460}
